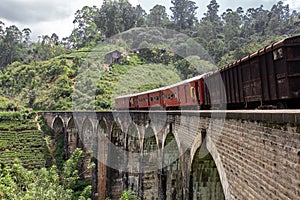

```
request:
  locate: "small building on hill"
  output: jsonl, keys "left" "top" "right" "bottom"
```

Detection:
{"left": 104, "top": 50, "right": 122, "bottom": 66}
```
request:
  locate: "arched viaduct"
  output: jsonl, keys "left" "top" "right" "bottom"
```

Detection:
{"left": 40, "top": 110, "right": 300, "bottom": 200}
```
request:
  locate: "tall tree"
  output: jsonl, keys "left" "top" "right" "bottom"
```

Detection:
{"left": 266, "top": 1, "right": 290, "bottom": 35}
{"left": 0, "top": 25, "right": 23, "bottom": 68}
{"left": 221, "top": 8, "right": 244, "bottom": 51}
{"left": 22, "top": 28, "right": 31, "bottom": 47}
{"left": 197, "top": 0, "right": 223, "bottom": 61}
{"left": 96, "top": 0, "right": 139, "bottom": 38}
{"left": 135, "top": 5, "right": 147, "bottom": 27}
{"left": 147, "top": 4, "right": 170, "bottom": 27}
{"left": 170, "top": 0, "right": 198, "bottom": 30}
{"left": 70, "top": 5, "right": 102, "bottom": 48}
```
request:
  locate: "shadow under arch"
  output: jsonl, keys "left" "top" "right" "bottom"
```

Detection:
{"left": 189, "top": 146, "right": 225, "bottom": 200}
{"left": 66, "top": 117, "right": 79, "bottom": 158}
{"left": 52, "top": 116, "right": 64, "bottom": 134}
{"left": 161, "top": 132, "right": 183, "bottom": 200}
{"left": 79, "top": 118, "right": 94, "bottom": 179}
{"left": 81, "top": 118, "right": 94, "bottom": 153}
{"left": 126, "top": 123, "right": 141, "bottom": 196}
{"left": 142, "top": 126, "right": 159, "bottom": 199}
{"left": 94, "top": 119, "right": 110, "bottom": 200}
{"left": 107, "top": 121, "right": 126, "bottom": 199}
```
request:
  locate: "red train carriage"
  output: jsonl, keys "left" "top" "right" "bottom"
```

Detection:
{"left": 115, "top": 94, "right": 137, "bottom": 110}
{"left": 115, "top": 95, "right": 130, "bottom": 110}
{"left": 149, "top": 90, "right": 163, "bottom": 108}
{"left": 137, "top": 93, "right": 149, "bottom": 109}
{"left": 161, "top": 73, "right": 209, "bottom": 109}
{"left": 177, "top": 75, "right": 207, "bottom": 108}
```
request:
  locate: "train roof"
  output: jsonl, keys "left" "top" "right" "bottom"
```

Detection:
{"left": 115, "top": 72, "right": 212, "bottom": 99}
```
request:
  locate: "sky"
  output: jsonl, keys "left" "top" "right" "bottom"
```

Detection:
{"left": 0, "top": 0, "right": 299, "bottom": 41}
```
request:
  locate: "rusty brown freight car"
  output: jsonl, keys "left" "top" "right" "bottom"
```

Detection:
{"left": 204, "top": 35, "right": 300, "bottom": 109}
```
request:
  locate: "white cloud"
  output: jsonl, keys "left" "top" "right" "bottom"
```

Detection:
{"left": 284, "top": 0, "right": 300, "bottom": 10}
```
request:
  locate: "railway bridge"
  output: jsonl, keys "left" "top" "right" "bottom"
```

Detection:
{"left": 40, "top": 110, "right": 300, "bottom": 200}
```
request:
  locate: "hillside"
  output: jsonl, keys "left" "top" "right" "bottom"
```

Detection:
{"left": 0, "top": 98, "right": 51, "bottom": 169}
{"left": 0, "top": 40, "right": 188, "bottom": 111}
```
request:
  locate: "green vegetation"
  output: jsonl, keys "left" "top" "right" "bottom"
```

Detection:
{"left": 120, "top": 190, "right": 137, "bottom": 200}
{"left": 0, "top": 0, "right": 299, "bottom": 111}
{"left": 0, "top": 148, "right": 92, "bottom": 200}
{"left": 0, "top": 107, "right": 51, "bottom": 170}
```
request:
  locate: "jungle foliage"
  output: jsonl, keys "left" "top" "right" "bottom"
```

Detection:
{"left": 0, "top": 148, "right": 92, "bottom": 200}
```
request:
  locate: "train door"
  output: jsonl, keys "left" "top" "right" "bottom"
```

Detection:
{"left": 273, "top": 47, "right": 289, "bottom": 99}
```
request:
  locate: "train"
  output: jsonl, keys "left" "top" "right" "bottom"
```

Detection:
{"left": 115, "top": 35, "right": 300, "bottom": 110}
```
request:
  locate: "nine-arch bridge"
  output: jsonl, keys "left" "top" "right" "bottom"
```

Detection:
{"left": 40, "top": 110, "right": 300, "bottom": 200}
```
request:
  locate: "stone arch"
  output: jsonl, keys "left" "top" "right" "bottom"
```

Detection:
{"left": 126, "top": 123, "right": 141, "bottom": 194}
{"left": 111, "top": 121, "right": 125, "bottom": 147}
{"left": 52, "top": 116, "right": 64, "bottom": 134}
{"left": 66, "top": 117, "right": 79, "bottom": 158}
{"left": 206, "top": 136, "right": 230, "bottom": 199}
{"left": 161, "top": 132, "right": 183, "bottom": 200}
{"left": 190, "top": 127, "right": 229, "bottom": 200}
{"left": 189, "top": 145, "right": 225, "bottom": 200}
{"left": 108, "top": 121, "right": 126, "bottom": 199}
{"left": 94, "top": 119, "right": 110, "bottom": 200}
{"left": 81, "top": 118, "right": 94, "bottom": 153}
{"left": 80, "top": 118, "right": 94, "bottom": 179}
{"left": 142, "top": 126, "right": 159, "bottom": 199}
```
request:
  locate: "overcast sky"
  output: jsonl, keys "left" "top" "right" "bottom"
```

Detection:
{"left": 0, "top": 0, "right": 299, "bottom": 40}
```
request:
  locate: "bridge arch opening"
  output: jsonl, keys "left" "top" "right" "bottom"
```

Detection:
{"left": 66, "top": 117, "right": 79, "bottom": 157}
{"left": 142, "top": 126, "right": 159, "bottom": 199}
{"left": 95, "top": 120, "right": 109, "bottom": 200}
{"left": 189, "top": 146, "right": 225, "bottom": 200}
{"left": 161, "top": 132, "right": 183, "bottom": 200}
{"left": 126, "top": 123, "right": 141, "bottom": 194}
{"left": 81, "top": 118, "right": 94, "bottom": 153}
{"left": 52, "top": 116, "right": 64, "bottom": 134}
{"left": 108, "top": 122, "right": 126, "bottom": 199}
{"left": 80, "top": 118, "right": 94, "bottom": 179}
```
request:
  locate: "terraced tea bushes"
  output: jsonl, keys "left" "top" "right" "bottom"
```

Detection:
{"left": 0, "top": 112, "right": 50, "bottom": 169}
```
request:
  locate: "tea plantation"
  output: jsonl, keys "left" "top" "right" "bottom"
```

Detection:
{"left": 0, "top": 111, "right": 51, "bottom": 169}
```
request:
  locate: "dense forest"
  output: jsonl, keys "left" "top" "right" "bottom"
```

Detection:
{"left": 0, "top": 0, "right": 299, "bottom": 111}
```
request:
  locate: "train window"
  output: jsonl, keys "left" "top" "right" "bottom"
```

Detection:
{"left": 184, "top": 86, "right": 188, "bottom": 102}
{"left": 273, "top": 48, "right": 283, "bottom": 60}
{"left": 190, "top": 87, "right": 195, "bottom": 98}
{"left": 166, "top": 93, "right": 174, "bottom": 99}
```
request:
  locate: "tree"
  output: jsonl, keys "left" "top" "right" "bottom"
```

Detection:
{"left": 170, "top": 0, "right": 198, "bottom": 30}
{"left": 0, "top": 25, "right": 23, "bottom": 68}
{"left": 22, "top": 28, "right": 31, "bottom": 45}
{"left": 134, "top": 5, "right": 147, "bottom": 27}
{"left": 221, "top": 8, "right": 244, "bottom": 51}
{"left": 0, "top": 148, "right": 92, "bottom": 200}
{"left": 96, "top": 0, "right": 138, "bottom": 38}
{"left": 196, "top": 0, "right": 223, "bottom": 62}
{"left": 147, "top": 4, "right": 170, "bottom": 27}
{"left": 70, "top": 6, "right": 102, "bottom": 48}
{"left": 266, "top": 1, "right": 290, "bottom": 35}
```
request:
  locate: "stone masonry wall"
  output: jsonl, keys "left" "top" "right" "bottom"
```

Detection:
{"left": 41, "top": 111, "right": 300, "bottom": 200}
